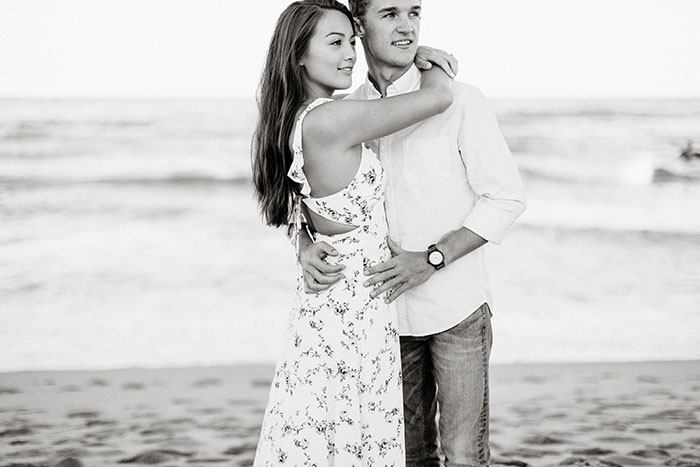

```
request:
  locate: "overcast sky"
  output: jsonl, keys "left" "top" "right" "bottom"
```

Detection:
{"left": 1, "top": 0, "right": 699, "bottom": 99}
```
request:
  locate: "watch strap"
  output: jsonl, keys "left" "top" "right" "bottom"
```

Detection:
{"left": 427, "top": 244, "right": 445, "bottom": 270}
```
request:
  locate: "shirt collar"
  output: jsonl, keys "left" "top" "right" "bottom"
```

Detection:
{"left": 364, "top": 64, "right": 422, "bottom": 99}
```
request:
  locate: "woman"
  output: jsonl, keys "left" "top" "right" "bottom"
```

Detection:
{"left": 251, "top": 1, "right": 453, "bottom": 465}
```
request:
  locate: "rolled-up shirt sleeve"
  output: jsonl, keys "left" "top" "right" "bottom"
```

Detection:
{"left": 458, "top": 86, "right": 527, "bottom": 244}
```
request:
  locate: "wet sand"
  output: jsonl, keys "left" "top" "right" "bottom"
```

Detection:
{"left": 1, "top": 361, "right": 698, "bottom": 466}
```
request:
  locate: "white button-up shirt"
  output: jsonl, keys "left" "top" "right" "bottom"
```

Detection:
{"left": 347, "top": 65, "right": 526, "bottom": 336}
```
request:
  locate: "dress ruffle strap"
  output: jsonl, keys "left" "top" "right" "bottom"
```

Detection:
{"left": 286, "top": 97, "right": 333, "bottom": 255}
{"left": 286, "top": 97, "right": 334, "bottom": 197}
{"left": 287, "top": 193, "right": 304, "bottom": 255}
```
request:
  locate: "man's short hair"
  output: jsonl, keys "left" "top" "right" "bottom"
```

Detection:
{"left": 348, "top": 0, "right": 369, "bottom": 23}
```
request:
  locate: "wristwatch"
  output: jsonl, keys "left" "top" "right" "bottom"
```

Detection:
{"left": 427, "top": 244, "right": 445, "bottom": 270}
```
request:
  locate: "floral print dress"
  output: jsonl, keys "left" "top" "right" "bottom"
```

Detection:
{"left": 254, "top": 98, "right": 405, "bottom": 466}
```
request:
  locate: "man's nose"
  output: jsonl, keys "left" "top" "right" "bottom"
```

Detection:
{"left": 396, "top": 15, "right": 413, "bottom": 33}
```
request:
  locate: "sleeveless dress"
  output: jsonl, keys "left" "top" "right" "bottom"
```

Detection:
{"left": 253, "top": 98, "right": 405, "bottom": 466}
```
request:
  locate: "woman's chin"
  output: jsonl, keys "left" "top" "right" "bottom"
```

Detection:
{"left": 337, "top": 78, "right": 353, "bottom": 90}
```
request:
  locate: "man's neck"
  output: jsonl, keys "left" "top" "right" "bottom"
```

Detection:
{"left": 366, "top": 63, "right": 413, "bottom": 97}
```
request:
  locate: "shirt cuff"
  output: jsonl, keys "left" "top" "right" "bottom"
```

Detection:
{"left": 462, "top": 198, "right": 524, "bottom": 245}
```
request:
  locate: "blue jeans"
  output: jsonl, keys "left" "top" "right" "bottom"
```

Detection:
{"left": 401, "top": 303, "right": 493, "bottom": 467}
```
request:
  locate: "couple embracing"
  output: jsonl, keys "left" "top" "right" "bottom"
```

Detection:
{"left": 251, "top": 0, "right": 526, "bottom": 465}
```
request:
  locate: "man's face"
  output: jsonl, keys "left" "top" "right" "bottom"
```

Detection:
{"left": 358, "top": 0, "right": 421, "bottom": 69}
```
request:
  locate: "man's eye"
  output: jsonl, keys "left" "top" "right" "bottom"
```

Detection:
{"left": 384, "top": 13, "right": 396, "bottom": 18}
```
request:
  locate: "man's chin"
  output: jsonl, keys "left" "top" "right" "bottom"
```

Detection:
{"left": 397, "top": 48, "right": 418, "bottom": 65}
{"left": 385, "top": 51, "right": 417, "bottom": 69}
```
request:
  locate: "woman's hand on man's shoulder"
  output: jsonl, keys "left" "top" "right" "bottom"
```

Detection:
{"left": 415, "top": 45, "right": 458, "bottom": 79}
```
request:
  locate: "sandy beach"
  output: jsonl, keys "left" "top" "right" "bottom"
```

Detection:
{"left": 1, "top": 361, "right": 698, "bottom": 466}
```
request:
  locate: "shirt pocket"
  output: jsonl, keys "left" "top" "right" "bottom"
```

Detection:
{"left": 402, "top": 137, "right": 451, "bottom": 185}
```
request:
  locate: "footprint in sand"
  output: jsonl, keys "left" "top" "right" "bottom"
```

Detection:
{"left": 27, "top": 457, "right": 84, "bottom": 467}
{"left": 161, "top": 417, "right": 196, "bottom": 425}
{"left": 192, "top": 377, "right": 222, "bottom": 388}
{"left": 605, "top": 402, "right": 644, "bottom": 410}
{"left": 594, "top": 435, "right": 640, "bottom": 443}
{"left": 0, "top": 427, "right": 33, "bottom": 437}
{"left": 236, "top": 457, "right": 255, "bottom": 467}
{"left": 58, "top": 385, "right": 81, "bottom": 392}
{"left": 228, "top": 398, "right": 259, "bottom": 406}
{"left": 604, "top": 454, "right": 655, "bottom": 466}
{"left": 657, "top": 443, "right": 685, "bottom": 450}
{"left": 53, "top": 438, "right": 77, "bottom": 446}
{"left": 500, "top": 447, "right": 561, "bottom": 458}
{"left": 571, "top": 447, "right": 616, "bottom": 456}
{"left": 3, "top": 447, "right": 48, "bottom": 458}
{"left": 85, "top": 419, "right": 117, "bottom": 427}
{"left": 205, "top": 416, "right": 239, "bottom": 432}
{"left": 559, "top": 457, "right": 622, "bottom": 466}
{"left": 521, "top": 375, "right": 548, "bottom": 384}
{"left": 644, "top": 388, "right": 675, "bottom": 397}
{"left": 187, "top": 457, "right": 230, "bottom": 463}
{"left": 172, "top": 397, "right": 195, "bottom": 405}
{"left": 54, "top": 448, "right": 90, "bottom": 459}
{"left": 67, "top": 410, "right": 100, "bottom": 419}
{"left": 139, "top": 426, "right": 173, "bottom": 436}
{"left": 122, "top": 382, "right": 145, "bottom": 391}
{"left": 89, "top": 378, "right": 109, "bottom": 387}
{"left": 522, "top": 434, "right": 568, "bottom": 445}
{"left": 575, "top": 424, "right": 602, "bottom": 433}
{"left": 118, "top": 448, "right": 194, "bottom": 463}
{"left": 628, "top": 448, "right": 671, "bottom": 459}
{"left": 250, "top": 379, "right": 272, "bottom": 388}
{"left": 189, "top": 407, "right": 223, "bottom": 415}
{"left": 599, "top": 420, "right": 631, "bottom": 432}
{"left": 250, "top": 406, "right": 266, "bottom": 415}
{"left": 664, "top": 458, "right": 700, "bottom": 467}
{"left": 223, "top": 441, "right": 259, "bottom": 456}
{"left": 645, "top": 409, "right": 697, "bottom": 421}
{"left": 9, "top": 439, "right": 30, "bottom": 446}
{"left": 491, "top": 459, "right": 529, "bottom": 467}
{"left": 633, "top": 427, "right": 662, "bottom": 434}
{"left": 636, "top": 375, "right": 660, "bottom": 384}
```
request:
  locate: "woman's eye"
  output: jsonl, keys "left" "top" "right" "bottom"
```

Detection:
{"left": 331, "top": 40, "right": 342, "bottom": 46}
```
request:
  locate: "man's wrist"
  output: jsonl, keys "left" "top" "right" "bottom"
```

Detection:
{"left": 297, "top": 224, "right": 314, "bottom": 261}
{"left": 426, "top": 243, "right": 445, "bottom": 270}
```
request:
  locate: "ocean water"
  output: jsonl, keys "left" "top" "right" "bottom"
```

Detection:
{"left": 1, "top": 98, "right": 699, "bottom": 372}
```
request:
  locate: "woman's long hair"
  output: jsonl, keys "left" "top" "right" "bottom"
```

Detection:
{"left": 252, "top": 0, "right": 354, "bottom": 227}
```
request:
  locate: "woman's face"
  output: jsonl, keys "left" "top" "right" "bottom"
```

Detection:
{"left": 301, "top": 10, "right": 356, "bottom": 98}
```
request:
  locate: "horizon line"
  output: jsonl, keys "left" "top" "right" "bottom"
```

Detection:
{"left": 2, "top": 94, "right": 700, "bottom": 101}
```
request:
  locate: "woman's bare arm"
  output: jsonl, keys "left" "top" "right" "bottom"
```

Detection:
{"left": 303, "top": 67, "right": 453, "bottom": 151}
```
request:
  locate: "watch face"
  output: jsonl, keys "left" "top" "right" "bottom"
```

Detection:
{"left": 428, "top": 250, "right": 444, "bottom": 265}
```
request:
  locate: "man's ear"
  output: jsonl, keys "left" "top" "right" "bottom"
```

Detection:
{"left": 353, "top": 18, "right": 365, "bottom": 38}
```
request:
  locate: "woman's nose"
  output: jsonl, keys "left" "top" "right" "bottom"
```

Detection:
{"left": 345, "top": 45, "right": 356, "bottom": 63}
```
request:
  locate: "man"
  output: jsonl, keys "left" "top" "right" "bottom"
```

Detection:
{"left": 298, "top": 0, "right": 526, "bottom": 465}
